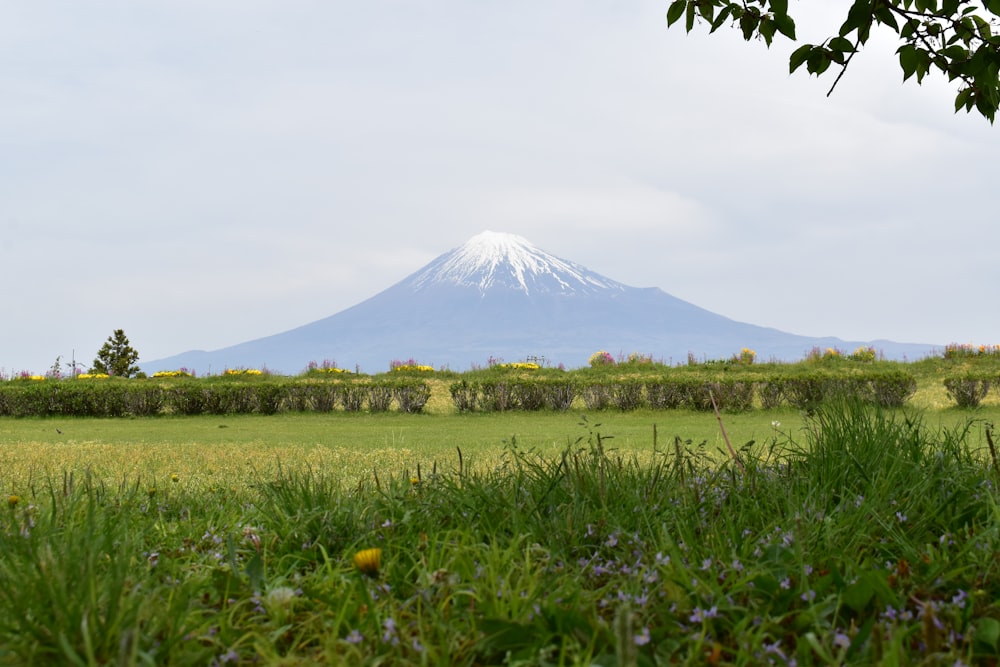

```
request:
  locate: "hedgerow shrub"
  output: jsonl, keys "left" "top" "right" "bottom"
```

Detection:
{"left": 865, "top": 371, "right": 918, "bottom": 408}
{"left": 783, "top": 373, "right": 831, "bottom": 412}
{"left": 0, "top": 378, "right": 433, "bottom": 416}
{"left": 679, "top": 378, "right": 714, "bottom": 411}
{"left": 543, "top": 380, "right": 576, "bottom": 411}
{"left": 944, "top": 375, "right": 993, "bottom": 408}
{"left": 644, "top": 380, "right": 686, "bottom": 409}
{"left": 511, "top": 381, "right": 547, "bottom": 411}
{"left": 308, "top": 384, "right": 340, "bottom": 412}
{"left": 578, "top": 383, "right": 611, "bottom": 410}
{"left": 366, "top": 383, "right": 395, "bottom": 412}
{"left": 449, "top": 380, "right": 478, "bottom": 413}
{"left": 756, "top": 380, "right": 785, "bottom": 409}
{"left": 477, "top": 380, "right": 517, "bottom": 412}
{"left": 122, "top": 385, "right": 166, "bottom": 416}
{"left": 610, "top": 381, "right": 645, "bottom": 411}
{"left": 707, "top": 379, "right": 756, "bottom": 412}
{"left": 340, "top": 384, "right": 366, "bottom": 412}
{"left": 253, "top": 382, "right": 285, "bottom": 414}
{"left": 393, "top": 381, "right": 431, "bottom": 413}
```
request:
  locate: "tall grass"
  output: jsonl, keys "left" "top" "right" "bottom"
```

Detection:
{"left": 0, "top": 402, "right": 998, "bottom": 664}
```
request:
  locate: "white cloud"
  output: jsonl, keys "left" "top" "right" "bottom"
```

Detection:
{"left": 1, "top": 1, "right": 996, "bottom": 373}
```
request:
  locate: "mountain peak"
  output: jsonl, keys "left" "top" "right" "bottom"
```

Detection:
{"left": 407, "top": 231, "right": 626, "bottom": 296}
{"left": 141, "top": 229, "right": 938, "bottom": 375}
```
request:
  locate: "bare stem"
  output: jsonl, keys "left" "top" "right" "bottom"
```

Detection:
{"left": 710, "top": 388, "right": 746, "bottom": 473}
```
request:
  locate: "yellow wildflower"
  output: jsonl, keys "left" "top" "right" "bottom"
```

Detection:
{"left": 353, "top": 548, "right": 382, "bottom": 577}
{"left": 7, "top": 495, "right": 19, "bottom": 509}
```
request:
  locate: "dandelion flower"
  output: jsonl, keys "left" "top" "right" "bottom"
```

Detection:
{"left": 7, "top": 495, "right": 19, "bottom": 509}
{"left": 353, "top": 548, "right": 382, "bottom": 577}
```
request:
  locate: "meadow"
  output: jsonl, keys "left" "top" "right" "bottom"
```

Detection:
{"left": 2, "top": 355, "right": 1000, "bottom": 665}
{"left": 0, "top": 408, "right": 811, "bottom": 491}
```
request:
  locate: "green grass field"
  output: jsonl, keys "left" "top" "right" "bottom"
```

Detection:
{"left": 3, "top": 383, "right": 1000, "bottom": 664}
{"left": 0, "top": 408, "right": 804, "bottom": 483}
{"left": 1, "top": 399, "right": 997, "bottom": 489}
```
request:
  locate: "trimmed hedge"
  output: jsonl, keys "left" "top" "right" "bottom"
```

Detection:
{"left": 446, "top": 370, "right": 918, "bottom": 413}
{"left": 0, "top": 369, "right": 924, "bottom": 417}
{"left": 0, "top": 378, "right": 432, "bottom": 417}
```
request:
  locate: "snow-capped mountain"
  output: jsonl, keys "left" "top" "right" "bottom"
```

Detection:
{"left": 408, "top": 231, "right": 626, "bottom": 296}
{"left": 142, "top": 231, "right": 937, "bottom": 374}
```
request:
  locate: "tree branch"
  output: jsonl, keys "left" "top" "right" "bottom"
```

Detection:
{"left": 827, "top": 41, "right": 860, "bottom": 96}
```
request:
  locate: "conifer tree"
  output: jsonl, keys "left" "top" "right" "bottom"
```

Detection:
{"left": 91, "top": 329, "right": 140, "bottom": 378}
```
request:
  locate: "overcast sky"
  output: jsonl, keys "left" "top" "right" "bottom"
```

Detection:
{"left": 2, "top": 1, "right": 995, "bottom": 375}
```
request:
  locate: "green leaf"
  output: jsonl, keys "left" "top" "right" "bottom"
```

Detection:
{"left": 773, "top": 13, "right": 796, "bottom": 40}
{"left": 789, "top": 44, "right": 813, "bottom": 72}
{"left": 807, "top": 49, "right": 833, "bottom": 75}
{"left": 942, "top": 44, "right": 971, "bottom": 61}
{"left": 954, "top": 86, "right": 974, "bottom": 112}
{"left": 841, "top": 577, "right": 874, "bottom": 612}
{"left": 769, "top": 0, "right": 788, "bottom": 17}
{"left": 873, "top": 3, "right": 899, "bottom": 30}
{"left": 840, "top": 0, "right": 874, "bottom": 39}
{"left": 740, "top": 9, "right": 760, "bottom": 40}
{"left": 685, "top": 0, "right": 696, "bottom": 32}
{"left": 842, "top": 570, "right": 897, "bottom": 612}
{"left": 759, "top": 17, "right": 776, "bottom": 45}
{"left": 974, "top": 87, "right": 998, "bottom": 122}
{"left": 709, "top": 5, "right": 733, "bottom": 33}
{"left": 666, "top": 0, "right": 686, "bottom": 27}
{"left": 987, "top": 0, "right": 1000, "bottom": 16}
{"left": 975, "top": 617, "right": 1000, "bottom": 649}
{"left": 697, "top": 1, "right": 716, "bottom": 23}
{"left": 898, "top": 44, "right": 919, "bottom": 81}
{"left": 828, "top": 36, "right": 854, "bottom": 53}
{"left": 974, "top": 15, "right": 993, "bottom": 40}
{"left": 245, "top": 552, "right": 265, "bottom": 591}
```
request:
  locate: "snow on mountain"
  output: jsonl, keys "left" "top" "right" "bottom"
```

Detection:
{"left": 407, "top": 231, "right": 626, "bottom": 296}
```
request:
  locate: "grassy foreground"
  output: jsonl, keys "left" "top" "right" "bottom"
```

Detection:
{"left": 1, "top": 403, "right": 1000, "bottom": 665}
{"left": 0, "top": 409, "right": 810, "bottom": 491}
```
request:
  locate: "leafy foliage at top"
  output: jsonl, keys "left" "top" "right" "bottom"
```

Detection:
{"left": 666, "top": 0, "right": 1000, "bottom": 122}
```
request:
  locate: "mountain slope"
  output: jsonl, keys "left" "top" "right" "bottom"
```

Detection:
{"left": 142, "top": 231, "right": 937, "bottom": 374}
